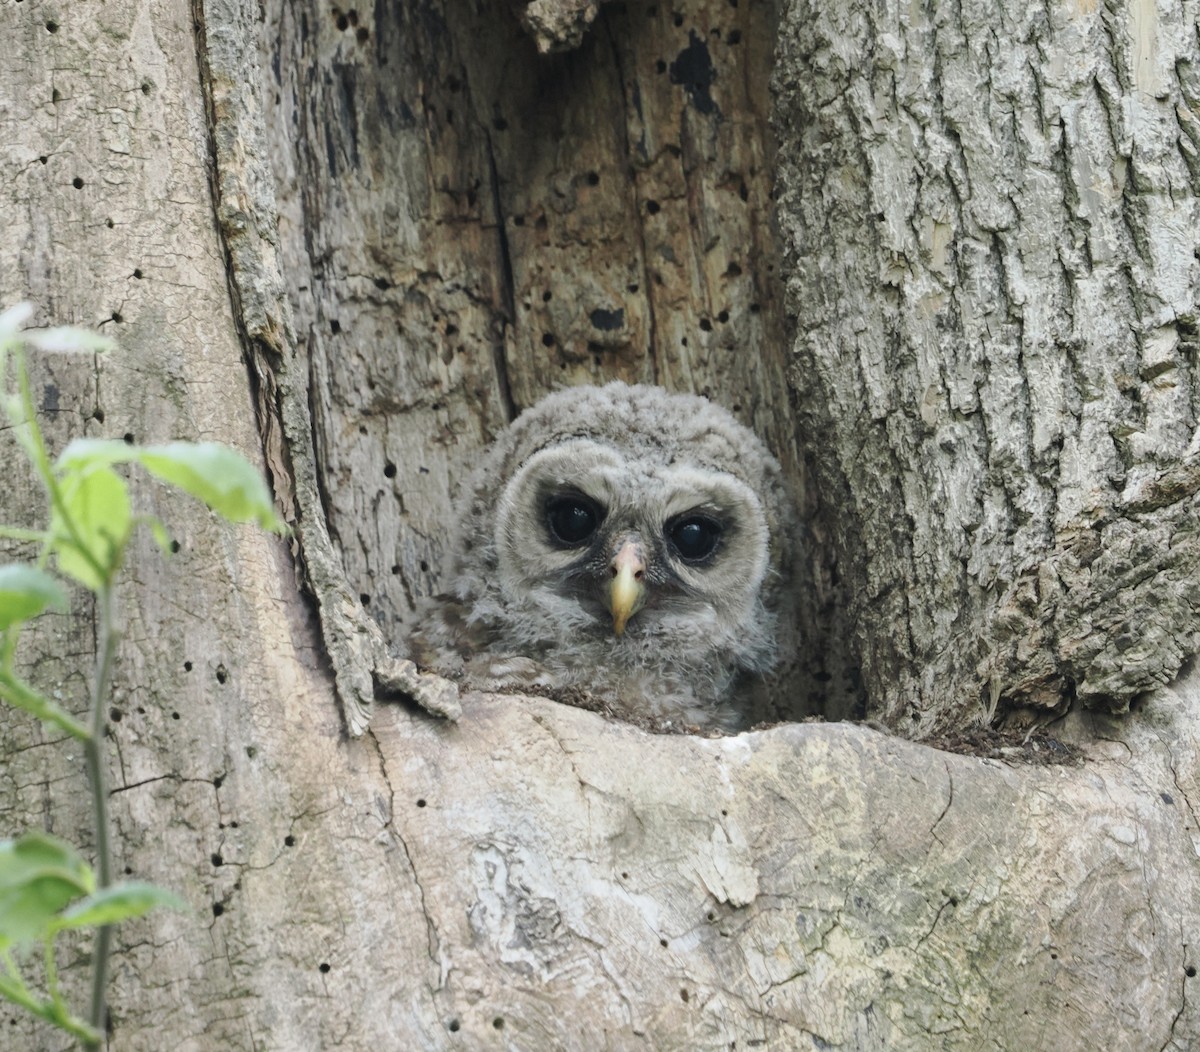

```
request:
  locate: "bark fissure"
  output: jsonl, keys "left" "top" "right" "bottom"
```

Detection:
{"left": 930, "top": 763, "right": 955, "bottom": 841}
{"left": 483, "top": 133, "right": 519, "bottom": 424}
{"left": 603, "top": 19, "right": 661, "bottom": 388}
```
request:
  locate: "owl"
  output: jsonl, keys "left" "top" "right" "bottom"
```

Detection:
{"left": 409, "top": 382, "right": 800, "bottom": 733}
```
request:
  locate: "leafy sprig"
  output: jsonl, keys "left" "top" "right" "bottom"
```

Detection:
{"left": 0, "top": 303, "right": 283, "bottom": 1047}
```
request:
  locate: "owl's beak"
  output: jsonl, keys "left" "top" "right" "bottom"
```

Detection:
{"left": 607, "top": 540, "right": 647, "bottom": 636}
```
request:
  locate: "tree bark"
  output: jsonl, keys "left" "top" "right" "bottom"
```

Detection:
{"left": 1, "top": 1, "right": 1198, "bottom": 1051}
{"left": 775, "top": 0, "right": 1200, "bottom": 734}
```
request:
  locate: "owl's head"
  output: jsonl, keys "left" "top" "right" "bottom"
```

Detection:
{"left": 449, "top": 383, "right": 797, "bottom": 675}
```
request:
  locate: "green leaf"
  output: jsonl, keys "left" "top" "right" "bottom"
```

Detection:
{"left": 57, "top": 439, "right": 285, "bottom": 532}
{"left": 53, "top": 881, "right": 184, "bottom": 931}
{"left": 0, "top": 565, "right": 69, "bottom": 629}
{"left": 50, "top": 466, "right": 131, "bottom": 590}
{"left": 54, "top": 438, "right": 138, "bottom": 474}
{"left": 0, "top": 303, "right": 34, "bottom": 341}
{"left": 137, "top": 442, "right": 284, "bottom": 531}
{"left": 24, "top": 327, "right": 115, "bottom": 355}
{"left": 0, "top": 834, "right": 93, "bottom": 947}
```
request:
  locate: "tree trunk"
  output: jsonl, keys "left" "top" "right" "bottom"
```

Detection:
{"left": 1, "top": 2, "right": 1198, "bottom": 1052}
{"left": 775, "top": 0, "right": 1200, "bottom": 734}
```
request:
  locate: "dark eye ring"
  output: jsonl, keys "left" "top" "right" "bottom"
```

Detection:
{"left": 545, "top": 494, "right": 603, "bottom": 547}
{"left": 667, "top": 515, "right": 723, "bottom": 563}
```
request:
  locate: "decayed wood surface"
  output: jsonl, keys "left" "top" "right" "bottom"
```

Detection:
{"left": 0, "top": 1, "right": 1198, "bottom": 1050}
{"left": 359, "top": 690, "right": 1200, "bottom": 1050}
{"left": 775, "top": 0, "right": 1200, "bottom": 734}
{"left": 261, "top": 0, "right": 853, "bottom": 724}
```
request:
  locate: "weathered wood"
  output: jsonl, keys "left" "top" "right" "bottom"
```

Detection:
{"left": 262, "top": 0, "right": 850, "bottom": 722}
{"left": 364, "top": 688, "right": 1200, "bottom": 1050}
{"left": 520, "top": 0, "right": 605, "bottom": 53}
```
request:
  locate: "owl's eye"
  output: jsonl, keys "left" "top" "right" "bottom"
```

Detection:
{"left": 546, "top": 495, "right": 603, "bottom": 547}
{"left": 667, "top": 515, "right": 723, "bottom": 563}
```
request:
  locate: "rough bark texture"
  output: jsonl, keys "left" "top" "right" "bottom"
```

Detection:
{"left": 2, "top": 1, "right": 1199, "bottom": 1051}
{"left": 775, "top": 0, "right": 1200, "bottom": 734}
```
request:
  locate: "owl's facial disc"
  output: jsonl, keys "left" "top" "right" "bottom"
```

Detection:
{"left": 495, "top": 441, "right": 770, "bottom": 641}
{"left": 607, "top": 539, "right": 646, "bottom": 636}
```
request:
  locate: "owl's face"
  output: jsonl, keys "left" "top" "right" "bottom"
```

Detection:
{"left": 493, "top": 438, "right": 771, "bottom": 643}
{"left": 426, "top": 383, "right": 798, "bottom": 729}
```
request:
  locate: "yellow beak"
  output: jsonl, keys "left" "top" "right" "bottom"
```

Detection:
{"left": 607, "top": 540, "right": 647, "bottom": 636}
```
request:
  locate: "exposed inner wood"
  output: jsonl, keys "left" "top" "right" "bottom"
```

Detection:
{"left": 264, "top": 0, "right": 860, "bottom": 724}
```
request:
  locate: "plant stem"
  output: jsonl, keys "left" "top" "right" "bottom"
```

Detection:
{"left": 43, "top": 932, "right": 64, "bottom": 1013}
{"left": 0, "top": 963, "right": 100, "bottom": 1047}
{"left": 83, "top": 583, "right": 117, "bottom": 1047}
{"left": 12, "top": 348, "right": 108, "bottom": 585}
